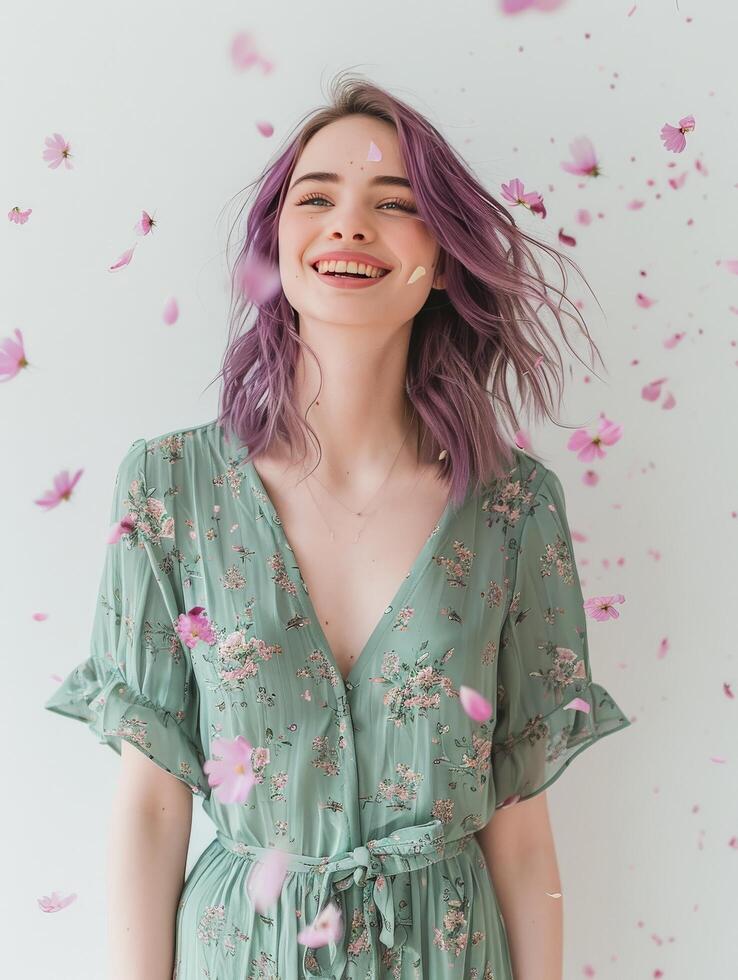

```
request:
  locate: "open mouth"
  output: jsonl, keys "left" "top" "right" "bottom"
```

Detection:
{"left": 310, "top": 262, "right": 391, "bottom": 281}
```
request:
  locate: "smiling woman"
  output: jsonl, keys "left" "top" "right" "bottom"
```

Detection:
{"left": 44, "top": 68, "right": 629, "bottom": 980}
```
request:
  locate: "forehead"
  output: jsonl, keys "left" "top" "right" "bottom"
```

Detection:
{"left": 292, "top": 115, "right": 406, "bottom": 184}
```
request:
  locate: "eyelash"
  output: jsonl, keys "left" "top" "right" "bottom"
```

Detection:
{"left": 296, "top": 193, "right": 418, "bottom": 214}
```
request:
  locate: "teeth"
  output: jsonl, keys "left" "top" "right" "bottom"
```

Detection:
{"left": 314, "top": 259, "right": 388, "bottom": 278}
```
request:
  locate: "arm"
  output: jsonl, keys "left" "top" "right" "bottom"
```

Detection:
{"left": 475, "top": 791, "right": 563, "bottom": 980}
{"left": 107, "top": 742, "right": 194, "bottom": 980}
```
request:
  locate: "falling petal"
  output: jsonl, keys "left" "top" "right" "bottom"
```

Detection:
{"left": 0, "top": 328, "right": 30, "bottom": 382}
{"left": 37, "top": 891, "right": 77, "bottom": 912}
{"left": 134, "top": 210, "right": 156, "bottom": 235}
{"left": 8, "top": 206, "right": 33, "bottom": 225}
{"left": 163, "top": 297, "right": 179, "bottom": 325}
{"left": 564, "top": 697, "right": 591, "bottom": 714}
{"left": 407, "top": 266, "right": 426, "bottom": 285}
{"left": 297, "top": 901, "right": 343, "bottom": 948}
{"left": 109, "top": 246, "right": 136, "bottom": 272}
{"left": 459, "top": 685, "right": 493, "bottom": 723}
{"left": 367, "top": 140, "right": 382, "bottom": 161}
{"left": 247, "top": 848, "right": 290, "bottom": 913}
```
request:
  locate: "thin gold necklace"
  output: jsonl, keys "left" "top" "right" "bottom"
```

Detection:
{"left": 302, "top": 422, "right": 424, "bottom": 544}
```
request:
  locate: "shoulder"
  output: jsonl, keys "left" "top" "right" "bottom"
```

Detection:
{"left": 480, "top": 446, "right": 557, "bottom": 528}
{"left": 112, "top": 418, "right": 224, "bottom": 516}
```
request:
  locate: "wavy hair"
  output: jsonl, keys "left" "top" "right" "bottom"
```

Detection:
{"left": 211, "top": 69, "right": 605, "bottom": 508}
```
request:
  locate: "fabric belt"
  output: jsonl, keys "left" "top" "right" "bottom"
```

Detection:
{"left": 215, "top": 818, "right": 475, "bottom": 979}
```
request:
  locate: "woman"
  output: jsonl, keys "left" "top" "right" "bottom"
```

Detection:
{"left": 45, "top": 72, "right": 631, "bottom": 979}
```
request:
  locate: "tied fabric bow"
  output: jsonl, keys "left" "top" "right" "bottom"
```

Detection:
{"left": 216, "top": 819, "right": 475, "bottom": 979}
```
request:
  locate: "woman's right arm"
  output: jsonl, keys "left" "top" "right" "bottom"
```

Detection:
{"left": 107, "top": 741, "right": 194, "bottom": 980}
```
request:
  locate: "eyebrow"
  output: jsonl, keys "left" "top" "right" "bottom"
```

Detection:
{"left": 289, "top": 171, "right": 413, "bottom": 192}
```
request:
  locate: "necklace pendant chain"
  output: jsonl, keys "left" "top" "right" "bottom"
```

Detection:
{"left": 303, "top": 418, "right": 424, "bottom": 545}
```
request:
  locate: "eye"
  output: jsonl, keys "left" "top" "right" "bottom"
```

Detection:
{"left": 296, "top": 193, "right": 418, "bottom": 214}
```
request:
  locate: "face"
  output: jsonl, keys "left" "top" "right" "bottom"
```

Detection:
{"left": 277, "top": 114, "right": 445, "bottom": 335}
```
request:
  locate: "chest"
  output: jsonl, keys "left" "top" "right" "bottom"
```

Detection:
{"left": 250, "top": 457, "right": 452, "bottom": 683}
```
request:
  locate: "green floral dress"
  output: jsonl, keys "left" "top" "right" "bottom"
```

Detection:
{"left": 44, "top": 418, "right": 631, "bottom": 979}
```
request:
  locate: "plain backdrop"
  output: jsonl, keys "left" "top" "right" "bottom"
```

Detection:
{"left": 2, "top": 0, "right": 737, "bottom": 977}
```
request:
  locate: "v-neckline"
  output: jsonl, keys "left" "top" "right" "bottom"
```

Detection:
{"left": 241, "top": 450, "right": 469, "bottom": 689}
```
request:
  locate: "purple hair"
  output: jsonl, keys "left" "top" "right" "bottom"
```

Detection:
{"left": 211, "top": 70, "right": 605, "bottom": 508}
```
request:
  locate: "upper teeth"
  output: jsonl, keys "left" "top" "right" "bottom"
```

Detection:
{"left": 314, "top": 259, "right": 388, "bottom": 277}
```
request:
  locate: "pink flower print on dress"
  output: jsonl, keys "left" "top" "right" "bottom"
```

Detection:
{"left": 8, "top": 206, "right": 32, "bottom": 224}
{"left": 203, "top": 735, "right": 258, "bottom": 804}
{"left": 37, "top": 890, "right": 77, "bottom": 912}
{"left": 500, "top": 178, "right": 547, "bottom": 218}
{"left": 459, "top": 685, "right": 493, "bottom": 723}
{"left": 660, "top": 115, "right": 695, "bottom": 153}
{"left": 34, "top": 468, "right": 84, "bottom": 510}
{"left": 583, "top": 593, "right": 626, "bottom": 622}
{"left": 561, "top": 137, "right": 602, "bottom": 178}
{"left": 566, "top": 414, "right": 623, "bottom": 462}
{"left": 0, "top": 328, "right": 29, "bottom": 382}
{"left": 297, "top": 900, "right": 343, "bottom": 949}
{"left": 42, "top": 133, "right": 73, "bottom": 170}
{"left": 176, "top": 606, "right": 217, "bottom": 649}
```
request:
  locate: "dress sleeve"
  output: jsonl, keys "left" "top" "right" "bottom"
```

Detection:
{"left": 491, "top": 466, "right": 631, "bottom": 808}
{"left": 44, "top": 438, "right": 211, "bottom": 799}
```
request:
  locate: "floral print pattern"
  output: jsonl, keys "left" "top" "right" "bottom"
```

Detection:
{"left": 45, "top": 419, "right": 630, "bottom": 978}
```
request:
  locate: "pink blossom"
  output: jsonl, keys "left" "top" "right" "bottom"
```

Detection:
{"left": 176, "top": 606, "right": 217, "bottom": 648}
{"left": 0, "top": 328, "right": 29, "bottom": 382}
{"left": 500, "top": 178, "right": 546, "bottom": 219}
{"left": 660, "top": 115, "right": 695, "bottom": 154}
{"left": 203, "top": 736, "right": 258, "bottom": 804}
{"left": 246, "top": 848, "right": 289, "bottom": 912}
{"left": 34, "top": 468, "right": 84, "bottom": 510}
{"left": 42, "top": 133, "right": 73, "bottom": 170}
{"left": 459, "top": 685, "right": 493, "bottom": 723}
{"left": 583, "top": 594, "right": 626, "bottom": 622}
{"left": 561, "top": 137, "right": 601, "bottom": 178}
{"left": 134, "top": 210, "right": 156, "bottom": 235}
{"left": 566, "top": 415, "right": 623, "bottom": 462}
{"left": 8, "top": 206, "right": 32, "bottom": 224}
{"left": 297, "top": 900, "right": 343, "bottom": 949}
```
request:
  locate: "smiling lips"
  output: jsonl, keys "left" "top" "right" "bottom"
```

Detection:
{"left": 310, "top": 257, "right": 391, "bottom": 289}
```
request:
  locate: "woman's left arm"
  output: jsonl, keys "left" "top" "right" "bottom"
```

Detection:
{"left": 475, "top": 791, "right": 563, "bottom": 980}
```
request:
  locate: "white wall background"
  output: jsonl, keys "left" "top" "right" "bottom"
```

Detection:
{"left": 3, "top": 0, "right": 736, "bottom": 976}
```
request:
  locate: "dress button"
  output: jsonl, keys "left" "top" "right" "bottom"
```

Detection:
{"left": 384, "top": 605, "right": 392, "bottom": 614}
{"left": 273, "top": 515, "right": 281, "bottom": 525}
